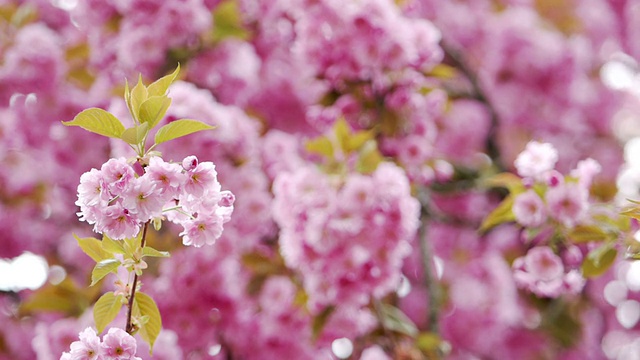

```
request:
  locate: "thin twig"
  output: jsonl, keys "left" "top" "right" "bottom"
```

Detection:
{"left": 440, "top": 42, "right": 505, "bottom": 172}
{"left": 125, "top": 221, "right": 149, "bottom": 334}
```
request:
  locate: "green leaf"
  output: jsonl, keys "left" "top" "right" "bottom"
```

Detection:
{"left": 568, "top": 225, "right": 609, "bottom": 243}
{"left": 93, "top": 291, "right": 123, "bottom": 333}
{"left": 416, "top": 332, "right": 449, "bottom": 357}
{"left": 120, "top": 122, "right": 150, "bottom": 146}
{"left": 356, "top": 140, "right": 383, "bottom": 174}
{"left": 334, "top": 118, "right": 351, "bottom": 152}
{"left": 62, "top": 108, "right": 125, "bottom": 138}
{"left": 427, "top": 64, "right": 457, "bottom": 79}
{"left": 101, "top": 234, "right": 126, "bottom": 255}
{"left": 479, "top": 194, "right": 516, "bottom": 233}
{"left": 481, "top": 172, "right": 525, "bottom": 192}
{"left": 142, "top": 246, "right": 170, "bottom": 258}
{"left": 74, "top": 234, "right": 111, "bottom": 262}
{"left": 154, "top": 119, "right": 215, "bottom": 145}
{"left": 378, "top": 303, "right": 418, "bottom": 337}
{"left": 305, "top": 137, "right": 334, "bottom": 159}
{"left": 312, "top": 305, "right": 335, "bottom": 340}
{"left": 134, "top": 292, "right": 162, "bottom": 353}
{"left": 91, "top": 259, "right": 121, "bottom": 286}
{"left": 147, "top": 64, "right": 180, "bottom": 97}
{"left": 211, "top": 0, "right": 250, "bottom": 41}
{"left": 346, "top": 129, "right": 375, "bottom": 152}
{"left": 129, "top": 75, "right": 149, "bottom": 123}
{"left": 139, "top": 96, "right": 171, "bottom": 129}
{"left": 582, "top": 244, "right": 617, "bottom": 278}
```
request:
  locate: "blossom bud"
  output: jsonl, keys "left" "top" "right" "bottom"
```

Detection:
{"left": 182, "top": 155, "right": 199, "bottom": 171}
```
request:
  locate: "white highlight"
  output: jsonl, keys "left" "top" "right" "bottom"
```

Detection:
{"left": 600, "top": 53, "right": 638, "bottom": 90}
{"left": 208, "top": 344, "right": 222, "bottom": 356}
{"left": 604, "top": 280, "right": 628, "bottom": 307}
{"left": 51, "top": 0, "right": 78, "bottom": 11}
{"left": 616, "top": 300, "right": 640, "bottom": 329}
{"left": 0, "top": 253, "right": 49, "bottom": 292}
{"left": 397, "top": 275, "right": 411, "bottom": 298}
{"left": 331, "top": 338, "right": 353, "bottom": 359}
{"left": 625, "top": 261, "right": 640, "bottom": 292}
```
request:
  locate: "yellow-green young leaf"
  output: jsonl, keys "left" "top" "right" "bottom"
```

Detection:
{"left": 91, "top": 259, "right": 120, "bottom": 286}
{"left": 241, "top": 252, "right": 281, "bottom": 275}
{"left": 568, "top": 225, "right": 609, "bottom": 243}
{"left": 134, "top": 292, "right": 162, "bottom": 353}
{"left": 120, "top": 122, "right": 150, "bottom": 146}
{"left": 19, "top": 277, "right": 94, "bottom": 317}
{"left": 139, "top": 96, "right": 171, "bottom": 129}
{"left": 312, "top": 305, "right": 335, "bottom": 340}
{"left": 582, "top": 245, "right": 617, "bottom": 278}
{"left": 93, "top": 291, "right": 123, "bottom": 333}
{"left": 479, "top": 194, "right": 516, "bottom": 233}
{"left": 211, "top": 0, "right": 250, "bottom": 42}
{"left": 333, "top": 118, "right": 351, "bottom": 152}
{"left": 129, "top": 75, "right": 149, "bottom": 123}
{"left": 416, "top": 332, "right": 446, "bottom": 355}
{"left": 101, "top": 234, "right": 126, "bottom": 255}
{"left": 154, "top": 119, "right": 215, "bottom": 145}
{"left": 142, "top": 246, "right": 170, "bottom": 258}
{"left": 74, "top": 234, "right": 111, "bottom": 262}
{"left": 345, "top": 129, "right": 375, "bottom": 153}
{"left": 621, "top": 206, "right": 640, "bottom": 222}
{"left": 427, "top": 63, "right": 458, "bottom": 79}
{"left": 305, "top": 137, "right": 334, "bottom": 159}
{"left": 481, "top": 172, "right": 525, "bottom": 192}
{"left": 378, "top": 303, "right": 418, "bottom": 337}
{"left": 356, "top": 140, "right": 383, "bottom": 174}
{"left": 62, "top": 108, "right": 125, "bottom": 138}
{"left": 147, "top": 64, "right": 181, "bottom": 97}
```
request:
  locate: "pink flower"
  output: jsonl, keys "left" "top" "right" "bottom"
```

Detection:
{"left": 514, "top": 141, "right": 558, "bottom": 180}
{"left": 183, "top": 160, "right": 221, "bottom": 197}
{"left": 570, "top": 158, "right": 601, "bottom": 189}
{"left": 179, "top": 214, "right": 224, "bottom": 247}
{"left": 512, "top": 246, "right": 585, "bottom": 298}
{"left": 512, "top": 190, "right": 546, "bottom": 227}
{"left": 77, "top": 169, "right": 109, "bottom": 207}
{"left": 67, "top": 327, "right": 102, "bottom": 360}
{"left": 146, "top": 156, "right": 184, "bottom": 199}
{"left": 545, "top": 183, "right": 588, "bottom": 227}
{"left": 122, "top": 176, "right": 164, "bottom": 222}
{"left": 100, "top": 158, "right": 135, "bottom": 196}
{"left": 101, "top": 203, "right": 141, "bottom": 240}
{"left": 101, "top": 328, "right": 139, "bottom": 360}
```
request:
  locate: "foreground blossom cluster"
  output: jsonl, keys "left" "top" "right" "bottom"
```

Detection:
{"left": 76, "top": 156, "right": 234, "bottom": 247}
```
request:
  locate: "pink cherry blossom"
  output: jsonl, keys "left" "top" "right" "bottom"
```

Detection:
{"left": 514, "top": 141, "right": 559, "bottom": 180}
{"left": 101, "top": 328, "right": 139, "bottom": 360}
{"left": 512, "top": 190, "right": 546, "bottom": 228}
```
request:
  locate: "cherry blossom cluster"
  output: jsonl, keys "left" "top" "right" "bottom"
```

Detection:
{"left": 60, "top": 327, "right": 139, "bottom": 360}
{"left": 512, "top": 141, "right": 599, "bottom": 229}
{"left": 512, "top": 246, "right": 585, "bottom": 298}
{"left": 272, "top": 162, "right": 420, "bottom": 310}
{"left": 76, "top": 155, "right": 234, "bottom": 247}
{"left": 507, "top": 141, "right": 603, "bottom": 297}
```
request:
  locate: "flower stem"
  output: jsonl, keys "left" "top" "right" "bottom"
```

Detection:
{"left": 417, "top": 188, "right": 440, "bottom": 335}
{"left": 125, "top": 221, "right": 149, "bottom": 334}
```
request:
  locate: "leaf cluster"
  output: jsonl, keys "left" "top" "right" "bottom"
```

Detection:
{"left": 62, "top": 65, "right": 215, "bottom": 158}
{"left": 305, "top": 118, "right": 384, "bottom": 175}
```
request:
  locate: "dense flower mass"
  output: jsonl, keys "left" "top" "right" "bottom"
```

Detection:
{"left": 76, "top": 156, "right": 234, "bottom": 246}
{"left": 272, "top": 162, "right": 420, "bottom": 310}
